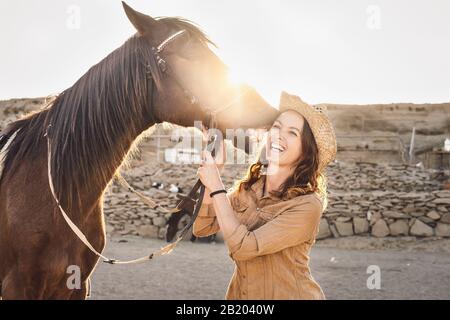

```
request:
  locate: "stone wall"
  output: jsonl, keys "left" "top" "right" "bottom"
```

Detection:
{"left": 1, "top": 97, "right": 449, "bottom": 240}
{"left": 318, "top": 161, "right": 450, "bottom": 239}
{"left": 101, "top": 158, "right": 450, "bottom": 240}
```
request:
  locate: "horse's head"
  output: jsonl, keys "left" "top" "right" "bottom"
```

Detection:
{"left": 122, "top": 2, "right": 279, "bottom": 144}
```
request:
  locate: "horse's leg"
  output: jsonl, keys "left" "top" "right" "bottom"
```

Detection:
{"left": 1, "top": 269, "right": 48, "bottom": 300}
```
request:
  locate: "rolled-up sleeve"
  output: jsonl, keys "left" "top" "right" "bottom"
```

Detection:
{"left": 192, "top": 203, "right": 220, "bottom": 237}
{"left": 193, "top": 188, "right": 239, "bottom": 238}
{"left": 225, "top": 196, "right": 323, "bottom": 261}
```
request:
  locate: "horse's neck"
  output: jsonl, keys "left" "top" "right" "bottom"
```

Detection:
{"left": 49, "top": 94, "right": 156, "bottom": 212}
{"left": 91, "top": 115, "right": 155, "bottom": 193}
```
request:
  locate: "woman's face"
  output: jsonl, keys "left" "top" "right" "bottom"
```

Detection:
{"left": 266, "top": 110, "right": 304, "bottom": 167}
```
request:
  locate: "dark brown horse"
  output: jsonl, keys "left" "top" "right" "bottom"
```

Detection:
{"left": 0, "top": 3, "right": 278, "bottom": 299}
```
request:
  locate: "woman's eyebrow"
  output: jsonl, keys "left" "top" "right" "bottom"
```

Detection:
{"left": 274, "top": 120, "right": 301, "bottom": 133}
{"left": 289, "top": 127, "right": 301, "bottom": 134}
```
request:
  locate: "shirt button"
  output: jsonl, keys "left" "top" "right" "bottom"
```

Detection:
{"left": 242, "top": 275, "right": 246, "bottom": 279}
{"left": 256, "top": 207, "right": 260, "bottom": 211}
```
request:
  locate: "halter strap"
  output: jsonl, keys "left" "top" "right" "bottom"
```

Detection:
{"left": 157, "top": 30, "right": 186, "bottom": 53}
{"left": 150, "top": 29, "right": 236, "bottom": 126}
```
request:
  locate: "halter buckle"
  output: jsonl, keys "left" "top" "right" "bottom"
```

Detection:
{"left": 157, "top": 57, "right": 167, "bottom": 73}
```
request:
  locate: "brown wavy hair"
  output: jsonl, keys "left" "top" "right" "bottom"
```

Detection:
{"left": 234, "top": 118, "right": 328, "bottom": 209}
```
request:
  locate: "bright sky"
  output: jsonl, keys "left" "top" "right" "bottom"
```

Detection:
{"left": 1, "top": 0, "right": 449, "bottom": 106}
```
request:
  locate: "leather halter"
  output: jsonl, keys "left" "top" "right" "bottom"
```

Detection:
{"left": 145, "top": 29, "right": 233, "bottom": 130}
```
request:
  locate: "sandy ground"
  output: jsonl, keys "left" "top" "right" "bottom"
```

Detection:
{"left": 90, "top": 235, "right": 450, "bottom": 300}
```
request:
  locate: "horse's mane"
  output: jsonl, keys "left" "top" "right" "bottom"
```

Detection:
{"left": 3, "top": 17, "right": 211, "bottom": 211}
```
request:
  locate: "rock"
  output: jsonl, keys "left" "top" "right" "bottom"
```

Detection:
{"left": 348, "top": 204, "right": 362, "bottom": 212}
{"left": 432, "top": 198, "right": 450, "bottom": 205}
{"left": 434, "top": 191, "right": 450, "bottom": 198}
{"left": 382, "top": 211, "right": 409, "bottom": 219}
{"left": 440, "top": 213, "right": 450, "bottom": 224}
{"left": 417, "top": 216, "right": 436, "bottom": 227}
{"left": 122, "top": 223, "right": 135, "bottom": 233}
{"left": 369, "top": 212, "right": 382, "bottom": 226}
{"left": 110, "top": 198, "right": 121, "bottom": 206}
{"left": 334, "top": 221, "right": 354, "bottom": 236}
{"left": 144, "top": 212, "right": 158, "bottom": 218}
{"left": 105, "top": 224, "right": 115, "bottom": 234}
{"left": 353, "top": 217, "right": 369, "bottom": 234}
{"left": 152, "top": 216, "right": 167, "bottom": 227}
{"left": 158, "top": 226, "right": 167, "bottom": 239}
{"left": 379, "top": 200, "right": 393, "bottom": 207}
{"left": 371, "top": 219, "right": 390, "bottom": 237}
{"left": 317, "top": 218, "right": 332, "bottom": 239}
{"left": 426, "top": 211, "right": 441, "bottom": 220}
{"left": 358, "top": 201, "right": 372, "bottom": 207}
{"left": 435, "top": 223, "right": 450, "bottom": 237}
{"left": 137, "top": 225, "right": 159, "bottom": 238}
{"left": 410, "top": 219, "right": 434, "bottom": 237}
{"left": 410, "top": 210, "right": 426, "bottom": 217}
{"left": 403, "top": 205, "right": 416, "bottom": 213}
{"left": 332, "top": 204, "right": 348, "bottom": 209}
{"left": 329, "top": 223, "right": 340, "bottom": 238}
{"left": 389, "top": 220, "right": 409, "bottom": 236}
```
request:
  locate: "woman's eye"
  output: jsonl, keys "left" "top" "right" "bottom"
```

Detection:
{"left": 290, "top": 131, "right": 298, "bottom": 136}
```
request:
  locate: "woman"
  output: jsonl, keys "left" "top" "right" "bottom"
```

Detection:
{"left": 194, "top": 91, "right": 337, "bottom": 300}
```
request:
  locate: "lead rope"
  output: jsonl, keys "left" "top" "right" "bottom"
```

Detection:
{"left": 45, "top": 127, "right": 219, "bottom": 264}
{"left": 114, "top": 172, "right": 171, "bottom": 214}
{"left": 46, "top": 129, "right": 182, "bottom": 264}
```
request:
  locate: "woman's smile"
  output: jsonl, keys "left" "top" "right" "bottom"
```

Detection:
{"left": 270, "top": 142, "right": 286, "bottom": 154}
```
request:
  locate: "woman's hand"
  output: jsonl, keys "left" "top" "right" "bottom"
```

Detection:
{"left": 197, "top": 150, "right": 225, "bottom": 194}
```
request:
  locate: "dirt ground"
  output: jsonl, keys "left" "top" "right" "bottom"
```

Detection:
{"left": 90, "top": 235, "right": 450, "bottom": 300}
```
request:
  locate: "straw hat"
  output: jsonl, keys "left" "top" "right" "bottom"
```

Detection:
{"left": 278, "top": 91, "right": 337, "bottom": 172}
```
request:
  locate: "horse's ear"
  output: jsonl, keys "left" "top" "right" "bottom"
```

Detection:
{"left": 122, "top": 1, "right": 157, "bottom": 35}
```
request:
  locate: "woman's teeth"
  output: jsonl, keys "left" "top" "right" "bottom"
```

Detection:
{"left": 271, "top": 143, "right": 285, "bottom": 153}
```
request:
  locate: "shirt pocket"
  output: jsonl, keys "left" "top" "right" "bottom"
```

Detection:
{"left": 248, "top": 206, "right": 280, "bottom": 230}
{"left": 232, "top": 198, "right": 249, "bottom": 217}
{"left": 258, "top": 206, "right": 280, "bottom": 222}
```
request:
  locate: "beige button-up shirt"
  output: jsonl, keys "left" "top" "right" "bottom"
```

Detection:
{"left": 193, "top": 175, "right": 325, "bottom": 300}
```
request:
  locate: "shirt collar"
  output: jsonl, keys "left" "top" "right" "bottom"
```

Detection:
{"left": 250, "top": 175, "right": 278, "bottom": 200}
